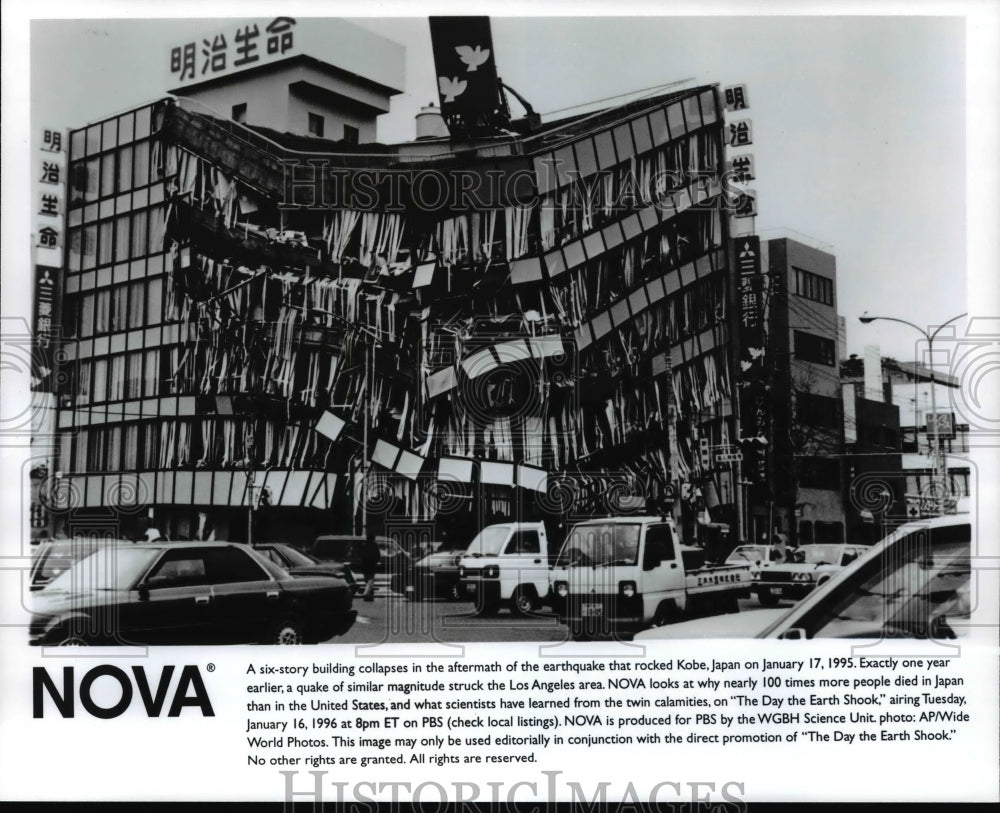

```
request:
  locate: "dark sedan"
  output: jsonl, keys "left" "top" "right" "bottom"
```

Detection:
{"left": 306, "top": 534, "right": 412, "bottom": 583}
{"left": 397, "top": 545, "right": 469, "bottom": 601}
{"left": 29, "top": 542, "right": 356, "bottom": 646}
{"left": 252, "top": 542, "right": 361, "bottom": 594}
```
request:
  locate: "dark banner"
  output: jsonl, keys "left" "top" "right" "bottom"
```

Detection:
{"left": 429, "top": 17, "right": 504, "bottom": 132}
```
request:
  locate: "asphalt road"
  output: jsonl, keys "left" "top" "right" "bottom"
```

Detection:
{"left": 328, "top": 591, "right": 795, "bottom": 645}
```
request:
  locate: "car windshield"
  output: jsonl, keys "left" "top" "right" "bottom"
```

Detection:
{"left": 45, "top": 547, "right": 158, "bottom": 592}
{"left": 35, "top": 546, "right": 88, "bottom": 583}
{"left": 801, "top": 545, "right": 843, "bottom": 565}
{"left": 556, "top": 524, "right": 641, "bottom": 567}
{"left": 464, "top": 526, "right": 511, "bottom": 556}
{"left": 727, "top": 545, "right": 767, "bottom": 564}
{"left": 808, "top": 541, "right": 970, "bottom": 638}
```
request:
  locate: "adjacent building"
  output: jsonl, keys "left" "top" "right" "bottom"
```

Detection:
{"left": 755, "top": 236, "right": 845, "bottom": 545}
{"left": 841, "top": 354, "right": 969, "bottom": 522}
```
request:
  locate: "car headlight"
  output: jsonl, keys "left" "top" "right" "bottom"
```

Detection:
{"left": 619, "top": 580, "right": 637, "bottom": 598}
{"left": 459, "top": 566, "right": 466, "bottom": 578}
{"left": 483, "top": 565, "right": 499, "bottom": 579}
{"left": 554, "top": 581, "right": 569, "bottom": 598}
{"left": 793, "top": 573, "right": 814, "bottom": 582}
{"left": 750, "top": 570, "right": 761, "bottom": 581}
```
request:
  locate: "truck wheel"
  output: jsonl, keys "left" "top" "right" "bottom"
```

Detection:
{"left": 759, "top": 590, "right": 780, "bottom": 607}
{"left": 511, "top": 586, "right": 537, "bottom": 617}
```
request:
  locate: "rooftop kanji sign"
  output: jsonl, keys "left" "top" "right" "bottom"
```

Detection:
{"left": 168, "top": 17, "right": 298, "bottom": 87}
{"left": 165, "top": 17, "right": 406, "bottom": 97}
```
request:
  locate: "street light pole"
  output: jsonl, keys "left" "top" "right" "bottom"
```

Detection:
{"left": 858, "top": 312, "right": 966, "bottom": 515}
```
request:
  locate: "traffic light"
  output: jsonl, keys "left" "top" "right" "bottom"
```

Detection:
{"left": 739, "top": 436, "right": 768, "bottom": 484}
{"left": 698, "top": 438, "right": 711, "bottom": 471}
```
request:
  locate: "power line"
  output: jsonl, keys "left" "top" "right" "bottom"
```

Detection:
{"left": 540, "top": 78, "right": 699, "bottom": 118}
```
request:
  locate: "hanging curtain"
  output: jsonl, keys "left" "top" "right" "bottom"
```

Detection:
{"left": 326, "top": 210, "right": 361, "bottom": 263}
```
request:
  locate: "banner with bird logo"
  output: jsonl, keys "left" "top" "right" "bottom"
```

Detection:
{"left": 429, "top": 16, "right": 504, "bottom": 133}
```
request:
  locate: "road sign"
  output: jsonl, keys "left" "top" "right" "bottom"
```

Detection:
{"left": 926, "top": 412, "right": 955, "bottom": 439}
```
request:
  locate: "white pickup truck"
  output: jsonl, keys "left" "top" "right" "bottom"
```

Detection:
{"left": 457, "top": 522, "right": 553, "bottom": 616}
{"left": 549, "top": 516, "right": 752, "bottom": 638}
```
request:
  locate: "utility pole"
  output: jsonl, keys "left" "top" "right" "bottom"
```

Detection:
{"left": 246, "top": 467, "right": 255, "bottom": 546}
{"left": 362, "top": 343, "right": 369, "bottom": 537}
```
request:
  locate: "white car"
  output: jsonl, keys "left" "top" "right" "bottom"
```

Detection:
{"left": 636, "top": 513, "right": 972, "bottom": 640}
{"left": 725, "top": 544, "right": 794, "bottom": 579}
{"left": 752, "top": 543, "right": 869, "bottom": 605}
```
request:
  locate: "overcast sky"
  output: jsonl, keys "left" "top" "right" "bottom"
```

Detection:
{"left": 8, "top": 1, "right": 999, "bottom": 363}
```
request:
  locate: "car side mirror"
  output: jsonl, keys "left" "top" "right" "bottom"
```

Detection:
{"left": 137, "top": 585, "right": 150, "bottom": 601}
{"left": 778, "top": 627, "right": 806, "bottom": 640}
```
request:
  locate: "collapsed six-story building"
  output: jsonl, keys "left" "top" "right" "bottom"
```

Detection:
{"left": 48, "top": 19, "right": 742, "bottom": 547}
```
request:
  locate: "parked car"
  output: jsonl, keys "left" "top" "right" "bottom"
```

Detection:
{"left": 28, "top": 541, "right": 356, "bottom": 645}
{"left": 635, "top": 512, "right": 972, "bottom": 640}
{"left": 754, "top": 542, "right": 869, "bottom": 605}
{"left": 252, "top": 542, "right": 360, "bottom": 594}
{"left": 305, "top": 534, "right": 411, "bottom": 581}
{"left": 725, "top": 543, "right": 794, "bottom": 569}
{"left": 29, "top": 537, "right": 133, "bottom": 591}
{"left": 400, "top": 541, "right": 469, "bottom": 602}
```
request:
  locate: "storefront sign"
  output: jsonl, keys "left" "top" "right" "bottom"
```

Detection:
{"left": 926, "top": 411, "right": 955, "bottom": 439}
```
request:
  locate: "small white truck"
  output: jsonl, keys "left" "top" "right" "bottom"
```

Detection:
{"left": 549, "top": 516, "right": 752, "bottom": 638}
{"left": 457, "top": 522, "right": 553, "bottom": 616}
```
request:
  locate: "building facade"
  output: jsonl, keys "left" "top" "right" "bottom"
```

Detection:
{"left": 50, "top": 68, "right": 741, "bottom": 546}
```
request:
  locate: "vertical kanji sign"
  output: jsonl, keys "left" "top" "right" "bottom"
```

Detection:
{"left": 734, "top": 235, "right": 768, "bottom": 483}
{"left": 34, "top": 127, "right": 65, "bottom": 393}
